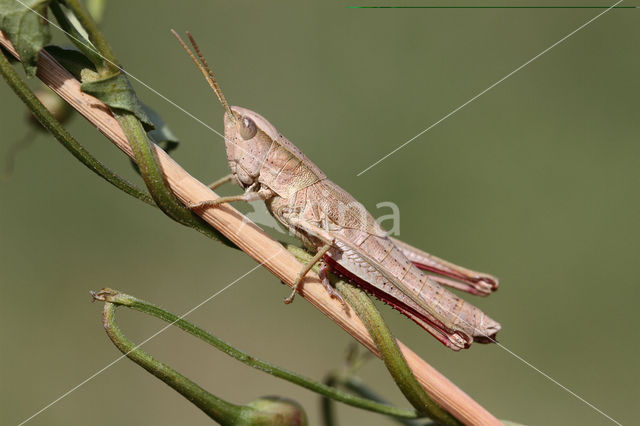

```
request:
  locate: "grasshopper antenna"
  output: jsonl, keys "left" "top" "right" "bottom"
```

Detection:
{"left": 170, "top": 29, "right": 235, "bottom": 120}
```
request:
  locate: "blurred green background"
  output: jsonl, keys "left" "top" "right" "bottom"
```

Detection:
{"left": 1, "top": 1, "right": 639, "bottom": 425}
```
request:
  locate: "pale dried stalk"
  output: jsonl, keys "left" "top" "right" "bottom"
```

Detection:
{"left": 0, "top": 32, "right": 501, "bottom": 426}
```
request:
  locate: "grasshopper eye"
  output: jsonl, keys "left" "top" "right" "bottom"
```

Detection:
{"left": 239, "top": 116, "right": 257, "bottom": 140}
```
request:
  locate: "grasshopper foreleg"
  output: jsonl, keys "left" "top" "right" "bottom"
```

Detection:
{"left": 188, "top": 182, "right": 274, "bottom": 210}
{"left": 207, "top": 173, "right": 234, "bottom": 191}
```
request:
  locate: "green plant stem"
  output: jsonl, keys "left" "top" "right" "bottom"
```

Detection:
{"left": 86, "top": 0, "right": 107, "bottom": 23}
{"left": 321, "top": 345, "right": 431, "bottom": 426}
{"left": 116, "top": 112, "right": 235, "bottom": 246}
{"left": 0, "top": 48, "right": 154, "bottom": 205}
{"left": 92, "top": 288, "right": 420, "bottom": 419}
{"left": 62, "top": 0, "right": 118, "bottom": 75}
{"left": 323, "top": 374, "right": 431, "bottom": 426}
{"left": 321, "top": 375, "right": 338, "bottom": 426}
{"left": 336, "top": 282, "right": 461, "bottom": 426}
{"left": 101, "top": 298, "right": 243, "bottom": 424}
{"left": 341, "top": 377, "right": 432, "bottom": 426}
{"left": 49, "top": 1, "right": 103, "bottom": 67}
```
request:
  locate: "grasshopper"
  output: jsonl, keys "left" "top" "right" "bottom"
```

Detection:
{"left": 172, "top": 31, "right": 500, "bottom": 351}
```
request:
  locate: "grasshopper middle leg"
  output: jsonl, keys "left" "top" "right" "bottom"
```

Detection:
{"left": 284, "top": 244, "right": 346, "bottom": 308}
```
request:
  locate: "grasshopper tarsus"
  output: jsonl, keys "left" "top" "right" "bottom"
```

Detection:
{"left": 283, "top": 292, "right": 296, "bottom": 305}
{"left": 318, "top": 263, "right": 349, "bottom": 312}
{"left": 327, "top": 286, "right": 349, "bottom": 313}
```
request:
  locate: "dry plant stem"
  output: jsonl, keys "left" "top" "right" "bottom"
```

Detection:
{"left": 0, "top": 32, "right": 501, "bottom": 426}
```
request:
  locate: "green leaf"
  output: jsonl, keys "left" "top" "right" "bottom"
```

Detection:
{"left": 85, "top": 0, "right": 106, "bottom": 23}
{"left": 0, "top": 0, "right": 52, "bottom": 76}
{"left": 48, "top": 0, "right": 102, "bottom": 68}
{"left": 81, "top": 71, "right": 154, "bottom": 129}
{"left": 143, "top": 104, "right": 179, "bottom": 151}
{"left": 44, "top": 45, "right": 95, "bottom": 79}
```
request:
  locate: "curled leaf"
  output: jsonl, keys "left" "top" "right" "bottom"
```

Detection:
{"left": 81, "top": 70, "right": 153, "bottom": 128}
{"left": 0, "top": 0, "right": 52, "bottom": 76}
{"left": 143, "top": 103, "right": 179, "bottom": 150}
{"left": 44, "top": 44, "right": 95, "bottom": 79}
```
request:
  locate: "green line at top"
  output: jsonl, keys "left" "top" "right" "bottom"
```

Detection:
{"left": 348, "top": 5, "right": 637, "bottom": 8}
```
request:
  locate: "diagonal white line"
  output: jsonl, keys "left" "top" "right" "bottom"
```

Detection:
{"left": 16, "top": 249, "right": 283, "bottom": 426}
{"left": 492, "top": 341, "right": 622, "bottom": 425}
{"left": 440, "top": 297, "right": 623, "bottom": 425}
{"left": 356, "top": 0, "right": 624, "bottom": 176}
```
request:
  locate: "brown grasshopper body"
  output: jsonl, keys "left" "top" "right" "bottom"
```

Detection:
{"left": 225, "top": 107, "right": 500, "bottom": 350}
{"left": 173, "top": 31, "right": 501, "bottom": 351}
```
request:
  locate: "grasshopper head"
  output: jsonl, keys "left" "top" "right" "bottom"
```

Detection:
{"left": 222, "top": 106, "right": 279, "bottom": 188}
{"left": 171, "top": 30, "right": 277, "bottom": 189}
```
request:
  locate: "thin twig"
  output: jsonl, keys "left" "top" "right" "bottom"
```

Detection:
{"left": 0, "top": 31, "right": 501, "bottom": 426}
{"left": 94, "top": 288, "right": 419, "bottom": 419}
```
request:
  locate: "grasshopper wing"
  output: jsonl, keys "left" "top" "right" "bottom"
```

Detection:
{"left": 390, "top": 237, "right": 499, "bottom": 296}
{"left": 280, "top": 180, "right": 500, "bottom": 350}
